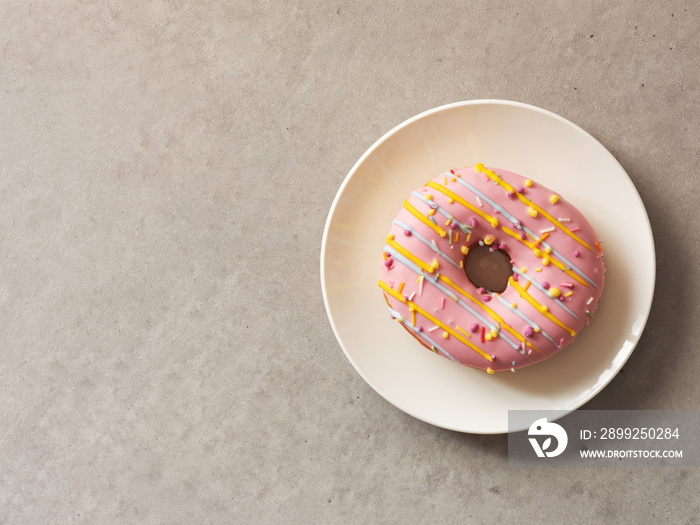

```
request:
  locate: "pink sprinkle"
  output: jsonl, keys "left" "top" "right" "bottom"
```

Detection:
{"left": 450, "top": 169, "right": 455, "bottom": 174}
{"left": 524, "top": 326, "right": 535, "bottom": 337}
{"left": 560, "top": 282, "right": 574, "bottom": 289}
{"left": 482, "top": 295, "right": 492, "bottom": 302}
{"left": 513, "top": 273, "right": 518, "bottom": 282}
{"left": 449, "top": 222, "right": 457, "bottom": 230}
{"left": 558, "top": 296, "right": 564, "bottom": 301}
{"left": 570, "top": 226, "right": 580, "bottom": 233}
{"left": 440, "top": 297, "right": 445, "bottom": 309}
{"left": 404, "top": 229, "right": 411, "bottom": 236}
{"left": 520, "top": 232, "right": 526, "bottom": 240}
{"left": 542, "top": 281, "right": 550, "bottom": 289}
{"left": 417, "top": 326, "right": 424, "bottom": 332}
{"left": 574, "top": 250, "right": 580, "bottom": 257}
{"left": 470, "top": 217, "right": 478, "bottom": 228}
{"left": 516, "top": 187, "right": 525, "bottom": 193}
{"left": 506, "top": 191, "right": 515, "bottom": 199}
{"left": 498, "top": 243, "right": 507, "bottom": 250}
{"left": 477, "top": 287, "right": 485, "bottom": 293}
{"left": 384, "top": 258, "right": 393, "bottom": 268}
{"left": 559, "top": 338, "right": 564, "bottom": 346}
{"left": 470, "top": 323, "right": 479, "bottom": 333}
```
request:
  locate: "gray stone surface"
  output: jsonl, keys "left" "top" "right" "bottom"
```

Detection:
{"left": 1, "top": 1, "right": 698, "bottom": 523}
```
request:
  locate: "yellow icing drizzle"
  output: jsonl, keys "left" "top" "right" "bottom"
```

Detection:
{"left": 379, "top": 280, "right": 493, "bottom": 362}
{"left": 509, "top": 276, "right": 576, "bottom": 337}
{"left": 474, "top": 164, "right": 594, "bottom": 251}
{"left": 403, "top": 200, "right": 446, "bottom": 237}
{"left": 426, "top": 181, "right": 499, "bottom": 228}
{"left": 385, "top": 236, "right": 434, "bottom": 273}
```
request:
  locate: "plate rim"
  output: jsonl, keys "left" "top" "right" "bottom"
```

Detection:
{"left": 320, "top": 99, "right": 656, "bottom": 434}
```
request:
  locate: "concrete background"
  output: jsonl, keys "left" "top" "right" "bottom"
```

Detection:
{"left": 1, "top": 1, "right": 698, "bottom": 523}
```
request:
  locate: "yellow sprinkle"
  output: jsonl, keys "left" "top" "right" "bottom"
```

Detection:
{"left": 549, "top": 194, "right": 559, "bottom": 204}
{"left": 535, "top": 268, "right": 542, "bottom": 272}
{"left": 459, "top": 260, "right": 463, "bottom": 268}
{"left": 487, "top": 368, "right": 495, "bottom": 374}
{"left": 448, "top": 198, "right": 454, "bottom": 204}
{"left": 511, "top": 303, "right": 517, "bottom": 308}
{"left": 544, "top": 247, "right": 552, "bottom": 254}
{"left": 432, "top": 258, "right": 440, "bottom": 270}
{"left": 443, "top": 176, "right": 447, "bottom": 185}
{"left": 541, "top": 305, "right": 548, "bottom": 313}
{"left": 383, "top": 252, "right": 388, "bottom": 261}
{"left": 533, "top": 248, "right": 542, "bottom": 257}
{"left": 461, "top": 246, "right": 469, "bottom": 255}
{"left": 525, "top": 179, "right": 533, "bottom": 187}
{"left": 520, "top": 267, "right": 527, "bottom": 273}
{"left": 484, "top": 234, "right": 496, "bottom": 245}
{"left": 454, "top": 232, "right": 459, "bottom": 243}
{"left": 490, "top": 330, "right": 498, "bottom": 339}
{"left": 485, "top": 333, "right": 492, "bottom": 341}
{"left": 426, "top": 194, "right": 433, "bottom": 200}
{"left": 442, "top": 331, "right": 449, "bottom": 339}
{"left": 445, "top": 219, "right": 451, "bottom": 226}
{"left": 564, "top": 291, "right": 573, "bottom": 298}
{"left": 387, "top": 233, "right": 395, "bottom": 241}
{"left": 409, "top": 306, "right": 415, "bottom": 312}
{"left": 428, "top": 208, "right": 435, "bottom": 216}
{"left": 528, "top": 206, "right": 538, "bottom": 218}
{"left": 451, "top": 178, "right": 456, "bottom": 182}
{"left": 416, "top": 274, "right": 421, "bottom": 283}
{"left": 549, "top": 287, "right": 561, "bottom": 298}
{"left": 397, "top": 282, "right": 404, "bottom": 294}
{"left": 542, "top": 256, "right": 550, "bottom": 266}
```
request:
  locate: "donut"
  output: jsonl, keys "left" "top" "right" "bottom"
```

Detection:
{"left": 378, "top": 164, "right": 605, "bottom": 373}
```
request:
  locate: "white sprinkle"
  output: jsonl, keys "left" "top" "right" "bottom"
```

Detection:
{"left": 428, "top": 325, "right": 441, "bottom": 333}
{"left": 408, "top": 292, "right": 416, "bottom": 301}
{"left": 586, "top": 296, "right": 594, "bottom": 305}
{"left": 476, "top": 196, "right": 483, "bottom": 207}
{"left": 558, "top": 217, "right": 571, "bottom": 222}
{"left": 540, "top": 226, "right": 555, "bottom": 234}
{"left": 520, "top": 341, "right": 526, "bottom": 353}
{"left": 418, "top": 275, "right": 424, "bottom": 295}
{"left": 528, "top": 349, "right": 532, "bottom": 355}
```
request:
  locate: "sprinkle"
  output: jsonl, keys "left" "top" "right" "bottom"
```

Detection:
{"left": 574, "top": 250, "right": 580, "bottom": 257}
{"left": 456, "top": 326, "right": 472, "bottom": 338}
{"left": 534, "top": 268, "right": 542, "bottom": 273}
{"left": 544, "top": 247, "right": 551, "bottom": 253}
{"left": 498, "top": 243, "right": 507, "bottom": 250}
{"left": 490, "top": 355, "right": 496, "bottom": 360}
{"left": 454, "top": 232, "right": 459, "bottom": 242}
{"left": 418, "top": 275, "right": 424, "bottom": 295}
{"left": 387, "top": 233, "right": 395, "bottom": 240}
{"left": 523, "top": 281, "right": 531, "bottom": 291}
{"left": 533, "top": 248, "right": 543, "bottom": 257}
{"left": 511, "top": 302, "right": 517, "bottom": 308}
{"left": 559, "top": 338, "right": 565, "bottom": 346}
{"left": 476, "top": 196, "right": 483, "bottom": 207}
{"left": 383, "top": 252, "right": 388, "bottom": 261}
{"left": 540, "top": 226, "right": 555, "bottom": 234}
{"left": 549, "top": 287, "right": 561, "bottom": 298}
{"left": 484, "top": 234, "right": 496, "bottom": 245}
{"left": 448, "top": 198, "right": 454, "bottom": 204}
{"left": 428, "top": 325, "right": 441, "bottom": 333}
{"left": 549, "top": 194, "right": 559, "bottom": 204}
{"left": 512, "top": 361, "right": 516, "bottom": 366}
{"left": 586, "top": 296, "right": 594, "bottom": 305}
{"left": 511, "top": 368, "right": 516, "bottom": 373}
{"left": 570, "top": 226, "right": 580, "bottom": 233}
{"left": 485, "top": 333, "right": 492, "bottom": 341}
{"left": 448, "top": 230, "right": 453, "bottom": 244}
{"left": 558, "top": 217, "right": 571, "bottom": 222}
{"left": 450, "top": 169, "right": 454, "bottom": 174}
{"left": 449, "top": 222, "right": 457, "bottom": 230}
{"left": 482, "top": 295, "right": 492, "bottom": 302}
{"left": 470, "top": 323, "right": 479, "bottom": 333}
{"left": 384, "top": 258, "right": 393, "bottom": 268}
{"left": 440, "top": 297, "right": 445, "bottom": 309}
{"left": 563, "top": 291, "right": 573, "bottom": 298}
{"left": 516, "top": 186, "right": 525, "bottom": 193}
{"left": 425, "top": 194, "right": 433, "bottom": 200}
{"left": 541, "top": 257, "right": 550, "bottom": 266}
{"left": 586, "top": 310, "right": 592, "bottom": 318}
{"left": 524, "top": 326, "right": 535, "bottom": 337}
{"left": 411, "top": 309, "right": 416, "bottom": 326}
{"left": 470, "top": 217, "right": 478, "bottom": 228}
{"left": 417, "top": 326, "right": 423, "bottom": 332}
{"left": 487, "top": 368, "right": 495, "bottom": 374}
{"left": 428, "top": 208, "right": 435, "bottom": 216}
{"left": 525, "top": 179, "right": 533, "bottom": 187}
{"left": 542, "top": 281, "right": 550, "bottom": 289}
{"left": 528, "top": 206, "right": 538, "bottom": 218}
{"left": 408, "top": 292, "right": 416, "bottom": 301}
{"left": 442, "top": 331, "right": 449, "bottom": 339}
{"left": 461, "top": 245, "right": 469, "bottom": 255}
{"left": 481, "top": 326, "right": 486, "bottom": 343}
{"left": 490, "top": 330, "right": 498, "bottom": 339}
{"left": 443, "top": 176, "right": 447, "bottom": 185}
{"left": 520, "top": 342, "right": 526, "bottom": 353}
{"left": 432, "top": 258, "right": 440, "bottom": 270}
{"left": 528, "top": 349, "right": 532, "bottom": 355}
{"left": 397, "top": 282, "right": 404, "bottom": 294}
{"left": 560, "top": 282, "right": 574, "bottom": 289}
{"left": 520, "top": 267, "right": 527, "bottom": 273}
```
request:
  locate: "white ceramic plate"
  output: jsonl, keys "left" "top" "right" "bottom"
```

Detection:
{"left": 320, "top": 100, "right": 655, "bottom": 434}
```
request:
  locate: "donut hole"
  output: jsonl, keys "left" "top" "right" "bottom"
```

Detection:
{"left": 464, "top": 244, "right": 514, "bottom": 293}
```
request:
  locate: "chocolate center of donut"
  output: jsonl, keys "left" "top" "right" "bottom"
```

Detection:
{"left": 464, "top": 244, "right": 514, "bottom": 294}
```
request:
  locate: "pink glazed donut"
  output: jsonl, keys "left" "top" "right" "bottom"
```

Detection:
{"left": 378, "top": 164, "right": 605, "bottom": 373}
